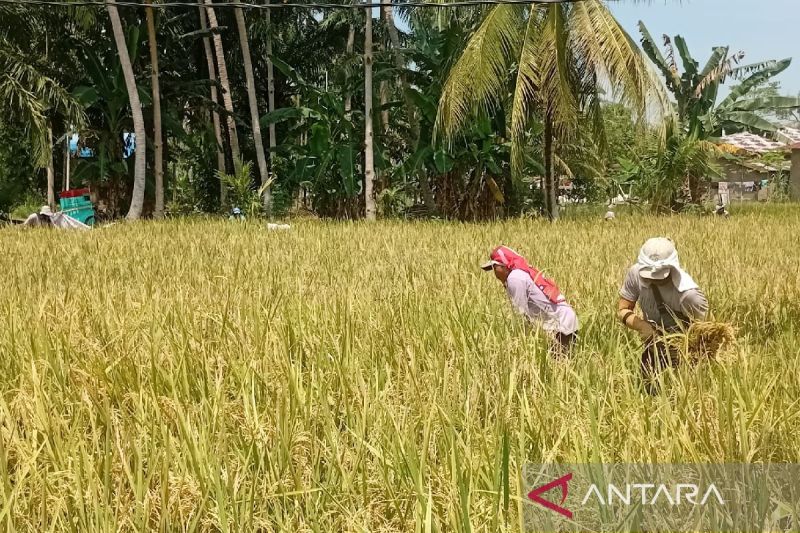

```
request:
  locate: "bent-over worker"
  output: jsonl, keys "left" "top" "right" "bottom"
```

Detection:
{"left": 482, "top": 246, "right": 579, "bottom": 356}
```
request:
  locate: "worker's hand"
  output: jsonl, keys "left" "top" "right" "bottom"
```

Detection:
{"left": 637, "top": 321, "right": 657, "bottom": 342}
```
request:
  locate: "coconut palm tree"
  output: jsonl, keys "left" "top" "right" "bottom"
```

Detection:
{"left": 437, "top": 1, "right": 664, "bottom": 220}
{"left": 197, "top": 0, "right": 226, "bottom": 203}
{"left": 204, "top": 0, "right": 241, "bottom": 170}
{"left": 265, "top": 0, "right": 277, "bottom": 206}
{"left": 145, "top": 0, "right": 164, "bottom": 218}
{"left": 0, "top": 4, "right": 85, "bottom": 208}
{"left": 345, "top": 17, "right": 355, "bottom": 114}
{"left": 232, "top": 0, "right": 271, "bottom": 212}
{"left": 364, "top": 3, "right": 376, "bottom": 220}
{"left": 107, "top": 0, "right": 147, "bottom": 220}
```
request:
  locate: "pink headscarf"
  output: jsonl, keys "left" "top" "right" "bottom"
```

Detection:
{"left": 489, "top": 246, "right": 566, "bottom": 304}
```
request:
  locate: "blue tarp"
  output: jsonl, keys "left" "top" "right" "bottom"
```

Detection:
{"left": 68, "top": 134, "right": 95, "bottom": 158}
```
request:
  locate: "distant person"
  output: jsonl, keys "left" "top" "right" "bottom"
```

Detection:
{"left": 23, "top": 206, "right": 55, "bottom": 227}
{"left": 604, "top": 210, "right": 616, "bottom": 221}
{"left": 617, "top": 237, "right": 708, "bottom": 384}
{"left": 482, "top": 246, "right": 579, "bottom": 356}
{"left": 22, "top": 205, "right": 90, "bottom": 230}
{"left": 229, "top": 207, "right": 246, "bottom": 221}
{"left": 714, "top": 197, "right": 729, "bottom": 217}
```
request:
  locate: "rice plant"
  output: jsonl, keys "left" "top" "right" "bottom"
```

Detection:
{"left": 1, "top": 205, "right": 799, "bottom": 531}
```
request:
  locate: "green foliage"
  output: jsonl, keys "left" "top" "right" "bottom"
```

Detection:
{"left": 376, "top": 185, "right": 414, "bottom": 217}
{"left": 71, "top": 25, "right": 149, "bottom": 207}
{"left": 9, "top": 192, "right": 45, "bottom": 220}
{"left": 618, "top": 124, "right": 721, "bottom": 212}
{"left": 219, "top": 161, "right": 263, "bottom": 219}
{"left": 0, "top": 19, "right": 86, "bottom": 168}
{"left": 639, "top": 23, "right": 800, "bottom": 138}
{"left": 438, "top": 1, "right": 665, "bottom": 219}
{"left": 262, "top": 45, "right": 400, "bottom": 218}
{"left": 0, "top": 120, "right": 37, "bottom": 213}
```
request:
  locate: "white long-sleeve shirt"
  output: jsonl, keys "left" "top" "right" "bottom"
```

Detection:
{"left": 505, "top": 269, "right": 579, "bottom": 335}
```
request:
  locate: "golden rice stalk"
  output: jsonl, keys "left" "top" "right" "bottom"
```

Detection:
{"left": 686, "top": 321, "right": 737, "bottom": 362}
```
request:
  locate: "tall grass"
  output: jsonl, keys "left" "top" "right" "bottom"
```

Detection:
{"left": 1, "top": 205, "right": 799, "bottom": 531}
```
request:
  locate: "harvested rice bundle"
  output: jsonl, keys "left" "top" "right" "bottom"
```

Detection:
{"left": 687, "top": 321, "right": 736, "bottom": 361}
{"left": 660, "top": 321, "right": 736, "bottom": 363}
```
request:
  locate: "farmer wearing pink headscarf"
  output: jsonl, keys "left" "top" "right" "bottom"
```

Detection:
{"left": 481, "top": 246, "right": 579, "bottom": 355}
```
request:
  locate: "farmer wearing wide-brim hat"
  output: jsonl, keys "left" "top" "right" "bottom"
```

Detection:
{"left": 617, "top": 237, "right": 709, "bottom": 379}
{"left": 22, "top": 205, "right": 55, "bottom": 227}
{"left": 481, "top": 246, "right": 579, "bottom": 356}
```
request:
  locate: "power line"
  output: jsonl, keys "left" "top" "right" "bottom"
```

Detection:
{"left": 0, "top": 0, "right": 580, "bottom": 9}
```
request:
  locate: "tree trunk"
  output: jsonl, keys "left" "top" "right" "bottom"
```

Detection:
{"left": 379, "top": 77, "right": 389, "bottom": 194}
{"left": 145, "top": 0, "right": 164, "bottom": 218}
{"left": 46, "top": 124, "right": 55, "bottom": 210}
{"left": 232, "top": 0, "right": 270, "bottom": 213}
{"left": 543, "top": 116, "right": 559, "bottom": 221}
{"left": 363, "top": 4, "right": 376, "bottom": 220}
{"left": 108, "top": 1, "right": 147, "bottom": 220}
{"left": 380, "top": 79, "right": 389, "bottom": 133}
{"left": 205, "top": 1, "right": 241, "bottom": 169}
{"left": 198, "top": 0, "right": 226, "bottom": 204}
{"left": 62, "top": 130, "right": 68, "bottom": 191}
{"left": 382, "top": 1, "right": 436, "bottom": 212}
{"left": 344, "top": 21, "right": 355, "bottom": 115}
{"left": 266, "top": 0, "right": 277, "bottom": 210}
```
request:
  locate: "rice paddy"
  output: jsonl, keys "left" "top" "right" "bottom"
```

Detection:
{"left": 1, "top": 204, "right": 799, "bottom": 531}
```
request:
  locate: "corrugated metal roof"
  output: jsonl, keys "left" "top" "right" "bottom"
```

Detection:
{"left": 718, "top": 132, "right": 785, "bottom": 154}
{"left": 777, "top": 127, "right": 800, "bottom": 145}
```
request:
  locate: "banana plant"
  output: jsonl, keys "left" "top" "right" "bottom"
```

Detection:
{"left": 639, "top": 22, "right": 800, "bottom": 138}
{"left": 260, "top": 56, "right": 380, "bottom": 218}
{"left": 397, "top": 24, "right": 514, "bottom": 219}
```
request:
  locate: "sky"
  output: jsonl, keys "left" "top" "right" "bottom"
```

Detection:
{"left": 395, "top": 0, "right": 799, "bottom": 96}
{"left": 609, "top": 0, "right": 800, "bottom": 96}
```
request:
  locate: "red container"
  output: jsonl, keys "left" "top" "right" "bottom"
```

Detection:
{"left": 59, "top": 188, "right": 91, "bottom": 199}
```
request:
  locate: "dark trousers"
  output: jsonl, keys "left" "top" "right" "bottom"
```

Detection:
{"left": 550, "top": 332, "right": 576, "bottom": 358}
{"left": 641, "top": 339, "right": 680, "bottom": 394}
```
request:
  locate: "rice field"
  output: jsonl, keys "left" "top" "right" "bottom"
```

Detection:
{"left": 1, "top": 205, "right": 800, "bottom": 531}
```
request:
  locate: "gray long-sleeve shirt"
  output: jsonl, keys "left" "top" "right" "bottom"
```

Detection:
{"left": 505, "top": 270, "right": 579, "bottom": 335}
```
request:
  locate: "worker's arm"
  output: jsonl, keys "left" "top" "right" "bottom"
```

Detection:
{"left": 618, "top": 298, "right": 655, "bottom": 340}
{"left": 506, "top": 274, "right": 533, "bottom": 319}
{"left": 618, "top": 266, "right": 655, "bottom": 340}
{"left": 680, "top": 289, "right": 709, "bottom": 321}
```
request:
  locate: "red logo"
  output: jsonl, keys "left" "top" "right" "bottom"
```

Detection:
{"left": 528, "top": 473, "right": 573, "bottom": 519}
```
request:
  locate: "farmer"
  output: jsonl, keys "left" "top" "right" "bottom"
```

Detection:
{"left": 22, "top": 206, "right": 55, "bottom": 227}
{"left": 481, "top": 246, "right": 579, "bottom": 356}
{"left": 617, "top": 237, "right": 708, "bottom": 380}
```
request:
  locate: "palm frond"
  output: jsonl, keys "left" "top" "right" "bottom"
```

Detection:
{"left": 509, "top": 7, "right": 542, "bottom": 178}
{"left": 569, "top": 0, "right": 667, "bottom": 121}
{"left": 435, "top": 4, "right": 524, "bottom": 141}
{"left": 0, "top": 44, "right": 86, "bottom": 167}
{"left": 536, "top": 3, "right": 578, "bottom": 138}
